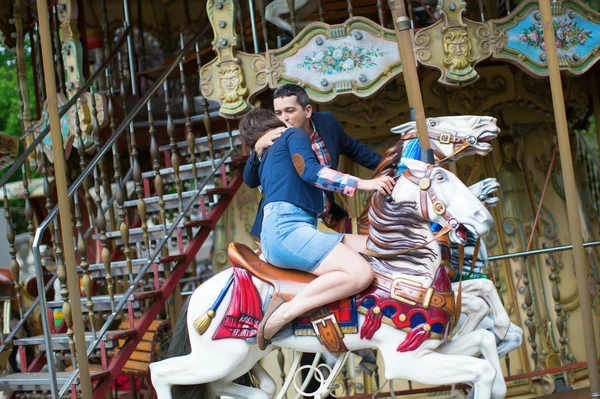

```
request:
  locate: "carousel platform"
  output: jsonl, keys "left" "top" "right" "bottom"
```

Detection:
{"left": 541, "top": 387, "right": 595, "bottom": 398}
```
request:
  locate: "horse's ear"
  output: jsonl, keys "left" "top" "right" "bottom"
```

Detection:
{"left": 390, "top": 121, "right": 416, "bottom": 137}
{"left": 400, "top": 157, "right": 426, "bottom": 172}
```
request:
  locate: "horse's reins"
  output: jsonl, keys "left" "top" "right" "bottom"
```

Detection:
{"left": 363, "top": 164, "right": 460, "bottom": 259}
{"left": 362, "top": 163, "right": 487, "bottom": 326}
{"left": 400, "top": 130, "right": 480, "bottom": 163}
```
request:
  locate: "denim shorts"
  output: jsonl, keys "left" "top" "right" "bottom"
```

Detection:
{"left": 260, "top": 201, "right": 344, "bottom": 273}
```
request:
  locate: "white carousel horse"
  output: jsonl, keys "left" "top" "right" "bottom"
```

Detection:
{"left": 370, "top": 117, "right": 521, "bottom": 355}
{"left": 150, "top": 157, "right": 506, "bottom": 399}
{"left": 264, "top": 0, "right": 319, "bottom": 33}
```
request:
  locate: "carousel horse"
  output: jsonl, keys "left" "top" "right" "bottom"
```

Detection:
{"left": 355, "top": 117, "right": 521, "bottom": 358}
{"left": 150, "top": 157, "right": 507, "bottom": 399}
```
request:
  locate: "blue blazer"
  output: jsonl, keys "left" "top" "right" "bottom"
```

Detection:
{"left": 244, "top": 112, "right": 382, "bottom": 238}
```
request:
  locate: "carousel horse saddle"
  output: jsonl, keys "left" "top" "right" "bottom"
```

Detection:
{"left": 228, "top": 242, "right": 315, "bottom": 302}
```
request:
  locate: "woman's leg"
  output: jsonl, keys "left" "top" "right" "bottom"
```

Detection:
{"left": 263, "top": 235, "right": 374, "bottom": 340}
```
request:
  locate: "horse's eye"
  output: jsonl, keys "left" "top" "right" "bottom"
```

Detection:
{"left": 435, "top": 173, "right": 445, "bottom": 181}
{"left": 429, "top": 121, "right": 437, "bottom": 127}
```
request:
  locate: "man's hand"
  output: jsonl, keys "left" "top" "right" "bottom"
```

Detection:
{"left": 357, "top": 176, "right": 395, "bottom": 195}
{"left": 255, "top": 127, "right": 286, "bottom": 158}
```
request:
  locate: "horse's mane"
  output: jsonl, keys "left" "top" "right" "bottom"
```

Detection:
{"left": 358, "top": 139, "right": 421, "bottom": 232}
{"left": 366, "top": 192, "right": 438, "bottom": 270}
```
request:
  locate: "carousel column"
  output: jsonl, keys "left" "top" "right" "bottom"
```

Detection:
{"left": 539, "top": 0, "right": 600, "bottom": 395}
{"left": 388, "top": 0, "right": 432, "bottom": 162}
{"left": 590, "top": 72, "right": 600, "bottom": 154}
{"left": 35, "top": 0, "right": 92, "bottom": 397}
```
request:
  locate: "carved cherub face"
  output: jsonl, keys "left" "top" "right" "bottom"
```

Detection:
{"left": 443, "top": 30, "right": 473, "bottom": 70}
{"left": 218, "top": 65, "right": 247, "bottom": 104}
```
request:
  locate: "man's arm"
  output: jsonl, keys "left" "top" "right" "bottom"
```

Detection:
{"left": 333, "top": 115, "right": 382, "bottom": 170}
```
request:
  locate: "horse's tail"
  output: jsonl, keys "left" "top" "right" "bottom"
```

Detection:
{"left": 163, "top": 295, "right": 209, "bottom": 399}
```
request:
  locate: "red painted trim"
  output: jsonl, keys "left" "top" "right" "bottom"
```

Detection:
{"left": 27, "top": 351, "right": 47, "bottom": 372}
{"left": 92, "top": 173, "right": 243, "bottom": 398}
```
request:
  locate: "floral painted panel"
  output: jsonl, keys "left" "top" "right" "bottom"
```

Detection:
{"left": 504, "top": 7, "right": 600, "bottom": 64}
{"left": 297, "top": 44, "right": 387, "bottom": 75}
{"left": 281, "top": 30, "right": 400, "bottom": 89}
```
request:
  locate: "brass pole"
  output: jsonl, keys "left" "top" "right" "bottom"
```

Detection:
{"left": 539, "top": 1, "right": 600, "bottom": 395}
{"left": 388, "top": 0, "right": 432, "bottom": 163}
{"left": 36, "top": 0, "right": 93, "bottom": 397}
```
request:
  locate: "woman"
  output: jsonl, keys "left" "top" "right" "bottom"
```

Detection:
{"left": 240, "top": 109, "right": 395, "bottom": 349}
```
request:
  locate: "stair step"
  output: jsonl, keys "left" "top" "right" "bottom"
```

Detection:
{"left": 46, "top": 291, "right": 159, "bottom": 312}
{"left": 0, "top": 371, "right": 108, "bottom": 390}
{"left": 158, "top": 130, "right": 241, "bottom": 157}
{"left": 92, "top": 221, "right": 199, "bottom": 245}
{"left": 141, "top": 157, "right": 233, "bottom": 183}
{"left": 122, "top": 186, "right": 215, "bottom": 212}
{"left": 14, "top": 329, "right": 135, "bottom": 350}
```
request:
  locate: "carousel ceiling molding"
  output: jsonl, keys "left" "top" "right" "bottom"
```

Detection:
{"left": 414, "top": 0, "right": 493, "bottom": 87}
{"left": 323, "top": 83, "right": 408, "bottom": 127}
{"left": 490, "top": 0, "right": 600, "bottom": 76}
{"left": 267, "top": 17, "right": 403, "bottom": 103}
{"left": 422, "top": 66, "right": 515, "bottom": 115}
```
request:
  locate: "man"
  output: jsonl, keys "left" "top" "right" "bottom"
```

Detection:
{"left": 244, "top": 84, "right": 382, "bottom": 240}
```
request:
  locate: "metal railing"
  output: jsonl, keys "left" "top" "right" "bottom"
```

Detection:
{"left": 24, "top": 23, "right": 213, "bottom": 398}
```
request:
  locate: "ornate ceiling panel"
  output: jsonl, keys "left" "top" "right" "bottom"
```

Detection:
{"left": 269, "top": 17, "right": 403, "bottom": 103}
{"left": 491, "top": 0, "right": 600, "bottom": 76}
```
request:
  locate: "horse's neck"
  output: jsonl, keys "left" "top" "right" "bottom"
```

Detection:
{"left": 383, "top": 223, "right": 442, "bottom": 288}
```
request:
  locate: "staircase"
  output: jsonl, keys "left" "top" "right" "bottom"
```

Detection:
{"left": 0, "top": 19, "right": 247, "bottom": 399}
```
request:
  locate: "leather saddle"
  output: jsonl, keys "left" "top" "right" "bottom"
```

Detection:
{"left": 228, "top": 242, "right": 314, "bottom": 302}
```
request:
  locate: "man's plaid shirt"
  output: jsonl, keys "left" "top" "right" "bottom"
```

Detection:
{"left": 310, "top": 122, "right": 358, "bottom": 223}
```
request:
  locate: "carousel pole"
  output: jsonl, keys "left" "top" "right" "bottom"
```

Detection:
{"left": 388, "top": 0, "right": 433, "bottom": 164}
{"left": 539, "top": 1, "right": 600, "bottom": 395}
{"left": 35, "top": 0, "right": 93, "bottom": 397}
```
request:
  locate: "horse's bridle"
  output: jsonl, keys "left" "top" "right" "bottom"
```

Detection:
{"left": 363, "top": 164, "right": 458, "bottom": 259}
{"left": 400, "top": 129, "right": 478, "bottom": 163}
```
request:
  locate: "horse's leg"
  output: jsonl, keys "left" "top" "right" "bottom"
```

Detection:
{"left": 438, "top": 330, "right": 507, "bottom": 399}
{"left": 454, "top": 294, "right": 489, "bottom": 338}
{"left": 149, "top": 339, "right": 251, "bottom": 399}
{"left": 250, "top": 362, "right": 277, "bottom": 399}
{"left": 496, "top": 322, "right": 523, "bottom": 358}
{"left": 454, "top": 279, "right": 510, "bottom": 340}
{"left": 378, "top": 341, "right": 497, "bottom": 399}
{"left": 211, "top": 379, "right": 272, "bottom": 399}
{"left": 264, "top": 0, "right": 292, "bottom": 32}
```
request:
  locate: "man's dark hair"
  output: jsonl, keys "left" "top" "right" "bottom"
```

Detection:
{"left": 239, "top": 108, "right": 286, "bottom": 149}
{"left": 272, "top": 84, "right": 311, "bottom": 109}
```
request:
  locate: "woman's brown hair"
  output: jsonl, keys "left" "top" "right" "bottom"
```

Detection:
{"left": 239, "top": 108, "right": 286, "bottom": 149}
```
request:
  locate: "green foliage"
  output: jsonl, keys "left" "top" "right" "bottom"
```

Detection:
{"left": 0, "top": 37, "right": 36, "bottom": 184}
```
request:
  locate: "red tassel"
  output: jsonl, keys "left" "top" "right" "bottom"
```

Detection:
{"left": 397, "top": 326, "right": 431, "bottom": 352}
{"left": 360, "top": 309, "right": 383, "bottom": 340}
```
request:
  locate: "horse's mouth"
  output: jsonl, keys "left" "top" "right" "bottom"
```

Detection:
{"left": 452, "top": 224, "right": 477, "bottom": 245}
{"left": 480, "top": 182, "right": 500, "bottom": 206}
{"left": 475, "top": 131, "right": 499, "bottom": 150}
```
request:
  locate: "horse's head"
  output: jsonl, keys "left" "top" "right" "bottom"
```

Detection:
{"left": 394, "top": 158, "right": 494, "bottom": 245}
{"left": 391, "top": 116, "right": 500, "bottom": 162}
